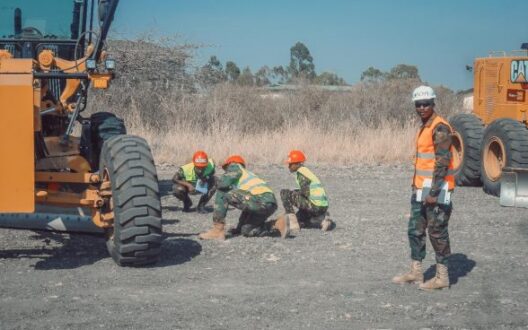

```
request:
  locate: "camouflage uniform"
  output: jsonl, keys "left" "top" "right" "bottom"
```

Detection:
{"left": 213, "top": 164, "right": 278, "bottom": 237}
{"left": 280, "top": 172, "right": 328, "bottom": 228}
{"left": 408, "top": 113, "right": 452, "bottom": 265}
{"left": 172, "top": 163, "right": 217, "bottom": 210}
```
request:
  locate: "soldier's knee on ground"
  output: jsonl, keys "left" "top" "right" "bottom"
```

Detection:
{"left": 307, "top": 213, "right": 325, "bottom": 227}
{"left": 296, "top": 209, "right": 312, "bottom": 226}
{"left": 240, "top": 224, "right": 267, "bottom": 237}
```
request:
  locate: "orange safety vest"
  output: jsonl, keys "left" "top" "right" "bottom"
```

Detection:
{"left": 413, "top": 114, "right": 456, "bottom": 190}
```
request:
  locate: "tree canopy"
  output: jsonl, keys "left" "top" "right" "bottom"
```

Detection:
{"left": 360, "top": 64, "right": 420, "bottom": 82}
{"left": 198, "top": 41, "right": 353, "bottom": 87}
{"left": 225, "top": 61, "right": 241, "bottom": 82}
{"left": 288, "top": 42, "right": 316, "bottom": 80}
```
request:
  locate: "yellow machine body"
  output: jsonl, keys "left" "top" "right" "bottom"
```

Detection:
{"left": 0, "top": 59, "right": 35, "bottom": 212}
{"left": 473, "top": 55, "right": 528, "bottom": 125}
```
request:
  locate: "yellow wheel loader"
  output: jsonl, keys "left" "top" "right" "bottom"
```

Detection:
{"left": 0, "top": 0, "right": 163, "bottom": 266}
{"left": 449, "top": 44, "right": 528, "bottom": 207}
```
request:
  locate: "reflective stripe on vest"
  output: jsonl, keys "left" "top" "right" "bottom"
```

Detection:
{"left": 413, "top": 115, "right": 456, "bottom": 190}
{"left": 296, "top": 166, "right": 329, "bottom": 207}
{"left": 181, "top": 159, "right": 215, "bottom": 184}
{"left": 235, "top": 164, "right": 273, "bottom": 195}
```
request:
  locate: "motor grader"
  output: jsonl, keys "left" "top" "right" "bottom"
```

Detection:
{"left": 0, "top": 0, "right": 162, "bottom": 266}
{"left": 449, "top": 43, "right": 528, "bottom": 207}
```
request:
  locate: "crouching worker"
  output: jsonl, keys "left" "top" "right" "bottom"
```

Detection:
{"left": 199, "top": 155, "right": 290, "bottom": 240}
{"left": 280, "top": 150, "right": 334, "bottom": 231}
{"left": 172, "top": 151, "right": 217, "bottom": 213}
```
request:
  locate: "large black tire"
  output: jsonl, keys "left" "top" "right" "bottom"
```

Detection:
{"left": 449, "top": 113, "right": 484, "bottom": 186}
{"left": 481, "top": 119, "right": 528, "bottom": 196}
{"left": 89, "top": 112, "right": 126, "bottom": 170}
{"left": 100, "top": 135, "right": 162, "bottom": 266}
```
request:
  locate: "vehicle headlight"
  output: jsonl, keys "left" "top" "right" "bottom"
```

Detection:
{"left": 104, "top": 59, "right": 116, "bottom": 70}
{"left": 85, "top": 58, "right": 97, "bottom": 70}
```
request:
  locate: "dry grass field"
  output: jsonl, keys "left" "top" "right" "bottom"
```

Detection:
{"left": 85, "top": 39, "right": 463, "bottom": 166}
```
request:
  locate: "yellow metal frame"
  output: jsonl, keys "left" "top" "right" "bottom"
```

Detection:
{"left": 0, "top": 59, "right": 35, "bottom": 212}
{"left": 473, "top": 55, "right": 528, "bottom": 125}
{"left": 34, "top": 171, "right": 113, "bottom": 228}
{"left": 0, "top": 46, "right": 116, "bottom": 227}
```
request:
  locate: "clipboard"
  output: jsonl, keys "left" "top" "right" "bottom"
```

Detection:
{"left": 195, "top": 180, "right": 208, "bottom": 194}
{"left": 416, "top": 178, "right": 451, "bottom": 204}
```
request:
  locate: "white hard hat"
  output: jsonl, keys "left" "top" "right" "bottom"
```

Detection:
{"left": 412, "top": 85, "right": 436, "bottom": 102}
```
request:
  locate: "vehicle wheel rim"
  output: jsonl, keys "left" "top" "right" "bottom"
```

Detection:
{"left": 452, "top": 131, "right": 463, "bottom": 171}
{"left": 484, "top": 136, "right": 505, "bottom": 181}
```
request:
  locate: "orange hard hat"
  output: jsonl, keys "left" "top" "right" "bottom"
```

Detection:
{"left": 286, "top": 150, "right": 306, "bottom": 164}
{"left": 223, "top": 154, "right": 245, "bottom": 168}
{"left": 193, "top": 150, "right": 209, "bottom": 168}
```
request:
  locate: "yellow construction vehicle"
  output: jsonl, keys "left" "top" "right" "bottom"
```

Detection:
{"left": 0, "top": 0, "right": 163, "bottom": 266}
{"left": 450, "top": 43, "right": 528, "bottom": 207}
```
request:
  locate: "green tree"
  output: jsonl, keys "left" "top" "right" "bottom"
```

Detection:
{"left": 314, "top": 72, "right": 347, "bottom": 86}
{"left": 386, "top": 64, "right": 420, "bottom": 80}
{"left": 272, "top": 65, "right": 289, "bottom": 84}
{"left": 288, "top": 42, "right": 316, "bottom": 80}
{"left": 237, "top": 66, "right": 254, "bottom": 86}
{"left": 255, "top": 66, "right": 271, "bottom": 86}
{"left": 200, "top": 55, "right": 226, "bottom": 85}
{"left": 225, "top": 61, "right": 241, "bottom": 82}
{"left": 360, "top": 66, "right": 385, "bottom": 81}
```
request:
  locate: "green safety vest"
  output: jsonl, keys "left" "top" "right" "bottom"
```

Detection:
{"left": 181, "top": 159, "right": 215, "bottom": 185}
{"left": 296, "top": 166, "right": 328, "bottom": 207}
{"left": 235, "top": 164, "right": 273, "bottom": 196}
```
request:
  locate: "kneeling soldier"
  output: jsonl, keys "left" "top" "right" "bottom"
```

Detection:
{"left": 280, "top": 150, "right": 334, "bottom": 231}
{"left": 199, "top": 155, "right": 290, "bottom": 240}
{"left": 172, "top": 150, "right": 217, "bottom": 213}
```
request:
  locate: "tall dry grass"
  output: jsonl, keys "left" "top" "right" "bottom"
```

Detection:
{"left": 129, "top": 119, "right": 418, "bottom": 166}
{"left": 86, "top": 39, "right": 463, "bottom": 166}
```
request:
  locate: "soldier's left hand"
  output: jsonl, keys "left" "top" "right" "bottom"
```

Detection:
{"left": 424, "top": 195, "right": 437, "bottom": 205}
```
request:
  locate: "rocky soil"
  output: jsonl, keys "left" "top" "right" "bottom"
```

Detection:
{"left": 1, "top": 164, "right": 528, "bottom": 329}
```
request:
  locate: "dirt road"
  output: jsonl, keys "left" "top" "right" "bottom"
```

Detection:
{"left": 1, "top": 165, "right": 528, "bottom": 329}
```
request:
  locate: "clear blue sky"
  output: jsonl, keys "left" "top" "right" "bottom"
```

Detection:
{"left": 113, "top": 0, "right": 527, "bottom": 91}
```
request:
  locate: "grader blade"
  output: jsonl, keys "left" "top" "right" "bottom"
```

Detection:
{"left": 0, "top": 206, "right": 103, "bottom": 234}
{"left": 500, "top": 167, "right": 528, "bottom": 208}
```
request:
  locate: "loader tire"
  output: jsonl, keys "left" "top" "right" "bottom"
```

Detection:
{"left": 100, "top": 135, "right": 162, "bottom": 266}
{"left": 449, "top": 113, "right": 484, "bottom": 186}
{"left": 481, "top": 119, "right": 528, "bottom": 197}
{"left": 90, "top": 112, "right": 126, "bottom": 171}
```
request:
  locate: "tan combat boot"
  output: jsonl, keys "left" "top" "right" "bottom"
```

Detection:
{"left": 198, "top": 222, "right": 226, "bottom": 240}
{"left": 392, "top": 260, "right": 424, "bottom": 284}
{"left": 419, "top": 263, "right": 449, "bottom": 290}
{"left": 321, "top": 218, "right": 335, "bottom": 231}
{"left": 284, "top": 213, "right": 300, "bottom": 233}
{"left": 272, "top": 216, "right": 291, "bottom": 239}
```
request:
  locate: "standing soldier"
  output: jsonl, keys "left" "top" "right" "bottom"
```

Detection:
{"left": 392, "top": 86, "right": 455, "bottom": 290}
{"left": 280, "top": 150, "right": 333, "bottom": 231}
{"left": 198, "top": 155, "right": 290, "bottom": 240}
{"left": 172, "top": 151, "right": 217, "bottom": 213}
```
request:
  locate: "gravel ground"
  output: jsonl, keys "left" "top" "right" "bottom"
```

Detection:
{"left": 1, "top": 164, "right": 528, "bottom": 329}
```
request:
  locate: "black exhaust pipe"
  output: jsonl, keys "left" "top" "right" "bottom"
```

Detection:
{"left": 14, "top": 8, "right": 21, "bottom": 36}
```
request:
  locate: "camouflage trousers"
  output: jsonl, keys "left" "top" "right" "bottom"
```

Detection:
{"left": 408, "top": 194, "right": 452, "bottom": 265}
{"left": 280, "top": 189, "right": 328, "bottom": 228}
{"left": 213, "top": 190, "right": 279, "bottom": 237}
{"left": 173, "top": 176, "right": 217, "bottom": 208}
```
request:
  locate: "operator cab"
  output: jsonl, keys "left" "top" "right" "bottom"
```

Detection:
{"left": 0, "top": 0, "right": 92, "bottom": 60}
